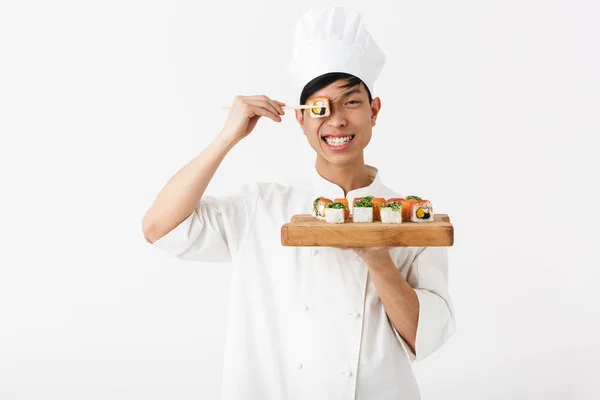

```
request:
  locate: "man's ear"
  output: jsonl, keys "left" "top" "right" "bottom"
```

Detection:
{"left": 370, "top": 97, "right": 381, "bottom": 127}
{"left": 295, "top": 109, "right": 305, "bottom": 133}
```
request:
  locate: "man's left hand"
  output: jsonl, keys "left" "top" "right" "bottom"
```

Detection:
{"left": 339, "top": 246, "right": 392, "bottom": 265}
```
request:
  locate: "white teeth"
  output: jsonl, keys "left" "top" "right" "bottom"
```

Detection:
{"left": 325, "top": 136, "right": 353, "bottom": 146}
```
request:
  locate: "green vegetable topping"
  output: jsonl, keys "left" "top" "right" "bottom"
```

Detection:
{"left": 405, "top": 195, "right": 422, "bottom": 200}
{"left": 325, "top": 201, "right": 348, "bottom": 209}
{"left": 313, "top": 196, "right": 323, "bottom": 215}
{"left": 380, "top": 201, "right": 402, "bottom": 212}
{"left": 354, "top": 195, "right": 374, "bottom": 208}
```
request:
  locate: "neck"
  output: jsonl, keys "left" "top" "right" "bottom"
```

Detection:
{"left": 315, "top": 155, "right": 373, "bottom": 197}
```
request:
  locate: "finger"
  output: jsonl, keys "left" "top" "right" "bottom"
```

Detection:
{"left": 245, "top": 102, "right": 281, "bottom": 122}
{"left": 275, "top": 100, "right": 286, "bottom": 112}
{"left": 247, "top": 100, "right": 282, "bottom": 121}
{"left": 247, "top": 96, "right": 285, "bottom": 115}
{"left": 261, "top": 99, "right": 285, "bottom": 116}
{"left": 263, "top": 98, "right": 285, "bottom": 116}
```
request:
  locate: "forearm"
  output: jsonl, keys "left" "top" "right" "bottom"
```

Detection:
{"left": 142, "top": 133, "right": 237, "bottom": 243}
{"left": 365, "top": 255, "right": 419, "bottom": 354}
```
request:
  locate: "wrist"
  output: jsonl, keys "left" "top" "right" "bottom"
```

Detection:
{"left": 214, "top": 132, "right": 239, "bottom": 151}
{"left": 362, "top": 252, "right": 394, "bottom": 270}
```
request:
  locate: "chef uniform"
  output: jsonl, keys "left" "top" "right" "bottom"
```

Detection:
{"left": 149, "top": 7, "right": 455, "bottom": 400}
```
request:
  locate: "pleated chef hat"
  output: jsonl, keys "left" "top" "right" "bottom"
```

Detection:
{"left": 288, "top": 7, "right": 386, "bottom": 102}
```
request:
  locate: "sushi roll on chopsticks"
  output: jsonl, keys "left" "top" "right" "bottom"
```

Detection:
{"left": 313, "top": 196, "right": 332, "bottom": 220}
{"left": 352, "top": 196, "right": 374, "bottom": 223}
{"left": 380, "top": 198, "right": 404, "bottom": 224}
{"left": 324, "top": 201, "right": 347, "bottom": 224}
{"left": 402, "top": 195, "right": 434, "bottom": 222}
{"left": 306, "top": 97, "right": 330, "bottom": 118}
{"left": 223, "top": 97, "right": 330, "bottom": 119}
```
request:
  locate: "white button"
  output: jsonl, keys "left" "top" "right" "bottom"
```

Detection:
{"left": 342, "top": 369, "right": 353, "bottom": 377}
{"left": 310, "top": 249, "right": 318, "bottom": 256}
{"left": 303, "top": 304, "right": 309, "bottom": 311}
{"left": 354, "top": 254, "right": 361, "bottom": 260}
{"left": 297, "top": 362, "right": 303, "bottom": 370}
{"left": 350, "top": 312, "right": 360, "bottom": 318}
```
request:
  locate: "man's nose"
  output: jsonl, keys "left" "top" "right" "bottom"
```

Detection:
{"left": 326, "top": 104, "right": 347, "bottom": 127}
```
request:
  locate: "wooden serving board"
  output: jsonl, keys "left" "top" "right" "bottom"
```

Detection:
{"left": 281, "top": 214, "right": 454, "bottom": 247}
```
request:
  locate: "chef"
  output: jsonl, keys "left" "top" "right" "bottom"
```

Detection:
{"left": 143, "top": 6, "right": 455, "bottom": 400}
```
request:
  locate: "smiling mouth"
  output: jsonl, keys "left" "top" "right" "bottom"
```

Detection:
{"left": 321, "top": 135, "right": 355, "bottom": 147}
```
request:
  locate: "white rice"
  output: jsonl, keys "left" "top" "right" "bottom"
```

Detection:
{"left": 410, "top": 201, "right": 434, "bottom": 222}
{"left": 352, "top": 207, "right": 373, "bottom": 223}
{"left": 309, "top": 100, "right": 330, "bottom": 118}
{"left": 380, "top": 207, "right": 402, "bottom": 224}
{"left": 325, "top": 208, "right": 345, "bottom": 224}
{"left": 315, "top": 203, "right": 327, "bottom": 220}
{"left": 313, "top": 209, "right": 324, "bottom": 220}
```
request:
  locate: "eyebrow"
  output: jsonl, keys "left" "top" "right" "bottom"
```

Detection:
{"left": 339, "top": 88, "right": 361, "bottom": 98}
{"left": 340, "top": 88, "right": 361, "bottom": 98}
{"left": 330, "top": 88, "right": 362, "bottom": 103}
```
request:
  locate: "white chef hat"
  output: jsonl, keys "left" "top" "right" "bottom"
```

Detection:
{"left": 288, "top": 7, "right": 386, "bottom": 102}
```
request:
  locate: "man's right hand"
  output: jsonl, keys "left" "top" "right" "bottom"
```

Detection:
{"left": 219, "top": 95, "right": 286, "bottom": 145}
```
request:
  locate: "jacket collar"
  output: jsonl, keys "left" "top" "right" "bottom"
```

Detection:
{"left": 309, "top": 164, "right": 382, "bottom": 202}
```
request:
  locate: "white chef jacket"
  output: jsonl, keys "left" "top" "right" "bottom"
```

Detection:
{"left": 149, "top": 165, "right": 455, "bottom": 400}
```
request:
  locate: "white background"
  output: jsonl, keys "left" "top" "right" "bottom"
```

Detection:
{"left": 1, "top": 0, "right": 599, "bottom": 399}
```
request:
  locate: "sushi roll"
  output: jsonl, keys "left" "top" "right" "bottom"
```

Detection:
{"left": 324, "top": 202, "right": 347, "bottom": 224}
{"left": 380, "top": 199, "right": 403, "bottom": 224}
{"left": 313, "top": 196, "right": 332, "bottom": 220}
{"left": 401, "top": 195, "right": 421, "bottom": 221}
{"left": 352, "top": 195, "right": 374, "bottom": 223}
{"left": 334, "top": 198, "right": 350, "bottom": 220}
{"left": 307, "top": 97, "right": 330, "bottom": 118}
{"left": 401, "top": 195, "right": 435, "bottom": 222}
{"left": 409, "top": 200, "right": 434, "bottom": 222}
{"left": 371, "top": 197, "right": 385, "bottom": 220}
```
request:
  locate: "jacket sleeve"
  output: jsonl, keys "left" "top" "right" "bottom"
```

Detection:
{"left": 146, "top": 183, "right": 259, "bottom": 262}
{"left": 393, "top": 246, "right": 456, "bottom": 362}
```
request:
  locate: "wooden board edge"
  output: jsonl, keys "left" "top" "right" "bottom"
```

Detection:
{"left": 281, "top": 214, "right": 454, "bottom": 247}
{"left": 280, "top": 225, "right": 289, "bottom": 246}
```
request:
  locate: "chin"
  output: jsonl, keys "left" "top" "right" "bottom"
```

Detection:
{"left": 320, "top": 152, "right": 360, "bottom": 166}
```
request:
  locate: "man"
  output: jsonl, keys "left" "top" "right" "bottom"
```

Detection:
{"left": 143, "top": 7, "right": 455, "bottom": 400}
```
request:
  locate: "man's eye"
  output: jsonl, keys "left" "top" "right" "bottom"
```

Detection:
{"left": 347, "top": 100, "right": 360, "bottom": 105}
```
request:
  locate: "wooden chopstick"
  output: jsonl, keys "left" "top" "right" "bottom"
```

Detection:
{"left": 222, "top": 104, "right": 325, "bottom": 110}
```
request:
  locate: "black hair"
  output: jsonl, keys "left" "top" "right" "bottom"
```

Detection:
{"left": 299, "top": 72, "right": 373, "bottom": 107}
